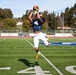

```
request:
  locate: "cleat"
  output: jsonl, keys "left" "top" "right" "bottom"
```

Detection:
{"left": 36, "top": 52, "right": 40, "bottom": 59}
{"left": 36, "top": 54, "right": 39, "bottom": 59}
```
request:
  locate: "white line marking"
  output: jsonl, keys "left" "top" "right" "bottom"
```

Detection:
{"left": 40, "top": 52, "right": 63, "bottom": 75}
{"left": 17, "top": 66, "right": 51, "bottom": 74}
{"left": 0, "top": 38, "right": 6, "bottom": 42}
{"left": 34, "top": 66, "right": 45, "bottom": 75}
{"left": 30, "top": 74, "right": 52, "bottom": 75}
{"left": 17, "top": 67, "right": 35, "bottom": 73}
{"left": 25, "top": 39, "right": 34, "bottom": 48}
{"left": 65, "top": 66, "right": 76, "bottom": 74}
{"left": 0, "top": 67, "right": 10, "bottom": 70}
{"left": 24, "top": 39, "right": 64, "bottom": 75}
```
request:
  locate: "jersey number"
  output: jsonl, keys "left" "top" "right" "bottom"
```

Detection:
{"left": 34, "top": 21, "right": 38, "bottom": 25}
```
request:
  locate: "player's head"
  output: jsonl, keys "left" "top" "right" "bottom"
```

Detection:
{"left": 33, "top": 5, "right": 39, "bottom": 11}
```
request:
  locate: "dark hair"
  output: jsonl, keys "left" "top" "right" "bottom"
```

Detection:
{"left": 33, "top": 8, "right": 36, "bottom": 10}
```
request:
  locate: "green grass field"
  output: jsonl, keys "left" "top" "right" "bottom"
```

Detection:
{"left": 0, "top": 38, "right": 76, "bottom": 75}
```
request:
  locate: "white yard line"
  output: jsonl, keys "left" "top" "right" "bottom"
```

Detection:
{"left": 0, "top": 67, "right": 10, "bottom": 70}
{"left": 24, "top": 39, "right": 64, "bottom": 75}
{"left": 25, "top": 39, "right": 34, "bottom": 48}
{"left": 40, "top": 52, "right": 63, "bottom": 75}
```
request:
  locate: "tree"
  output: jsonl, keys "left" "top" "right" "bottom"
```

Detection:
{"left": 22, "top": 19, "right": 31, "bottom": 32}
{"left": 47, "top": 12, "right": 56, "bottom": 29}
{"left": 64, "top": 3, "right": 76, "bottom": 28}
{"left": 0, "top": 8, "right": 13, "bottom": 20}
{"left": 72, "top": 3, "right": 76, "bottom": 28}
{"left": 43, "top": 10, "right": 48, "bottom": 21}
{"left": 4, "top": 8, "right": 13, "bottom": 18}
{"left": 3, "top": 18, "right": 16, "bottom": 30}
{"left": 0, "top": 8, "right": 5, "bottom": 20}
{"left": 0, "top": 21, "right": 3, "bottom": 29}
{"left": 64, "top": 7, "right": 70, "bottom": 26}
{"left": 22, "top": 9, "right": 32, "bottom": 21}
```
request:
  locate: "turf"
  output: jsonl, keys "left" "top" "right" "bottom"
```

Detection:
{"left": 0, "top": 38, "right": 76, "bottom": 75}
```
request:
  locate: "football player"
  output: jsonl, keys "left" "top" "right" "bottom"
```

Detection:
{"left": 28, "top": 5, "right": 49, "bottom": 59}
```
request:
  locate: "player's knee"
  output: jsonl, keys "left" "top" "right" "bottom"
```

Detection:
{"left": 44, "top": 41, "right": 49, "bottom": 46}
{"left": 35, "top": 48, "right": 39, "bottom": 52}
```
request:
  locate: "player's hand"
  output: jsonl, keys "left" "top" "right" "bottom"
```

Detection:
{"left": 34, "top": 11, "right": 38, "bottom": 15}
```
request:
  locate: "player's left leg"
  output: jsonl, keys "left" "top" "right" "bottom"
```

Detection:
{"left": 34, "top": 36, "right": 40, "bottom": 59}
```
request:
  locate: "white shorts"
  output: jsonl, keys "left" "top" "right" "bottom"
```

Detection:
{"left": 34, "top": 32, "right": 49, "bottom": 48}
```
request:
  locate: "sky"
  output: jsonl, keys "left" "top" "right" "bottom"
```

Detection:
{"left": 0, "top": 0, "right": 76, "bottom": 18}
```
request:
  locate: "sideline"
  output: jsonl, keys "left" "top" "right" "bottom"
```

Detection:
{"left": 24, "top": 38, "right": 64, "bottom": 75}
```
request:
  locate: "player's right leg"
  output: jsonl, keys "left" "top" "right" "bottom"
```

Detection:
{"left": 40, "top": 35, "right": 49, "bottom": 46}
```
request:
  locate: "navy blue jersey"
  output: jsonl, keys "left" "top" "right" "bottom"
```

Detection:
{"left": 31, "top": 17, "right": 45, "bottom": 32}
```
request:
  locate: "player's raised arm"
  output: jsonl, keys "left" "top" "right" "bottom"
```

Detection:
{"left": 28, "top": 5, "right": 39, "bottom": 23}
{"left": 28, "top": 11, "right": 33, "bottom": 23}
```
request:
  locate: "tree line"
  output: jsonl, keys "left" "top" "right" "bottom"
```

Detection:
{"left": 0, "top": 8, "right": 16, "bottom": 30}
{"left": 0, "top": 3, "right": 76, "bottom": 31}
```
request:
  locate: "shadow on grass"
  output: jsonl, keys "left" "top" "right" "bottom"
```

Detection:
{"left": 18, "top": 59, "right": 39, "bottom": 67}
